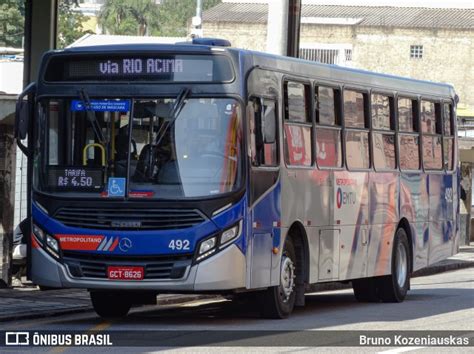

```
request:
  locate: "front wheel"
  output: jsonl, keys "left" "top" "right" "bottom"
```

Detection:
{"left": 261, "top": 238, "right": 297, "bottom": 319}
{"left": 90, "top": 291, "right": 132, "bottom": 318}
{"left": 377, "top": 228, "right": 410, "bottom": 302}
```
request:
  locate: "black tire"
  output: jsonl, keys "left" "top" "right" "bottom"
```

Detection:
{"left": 352, "top": 277, "right": 379, "bottom": 302}
{"left": 90, "top": 291, "right": 132, "bottom": 318}
{"left": 377, "top": 228, "right": 410, "bottom": 302}
{"left": 261, "top": 237, "right": 297, "bottom": 319}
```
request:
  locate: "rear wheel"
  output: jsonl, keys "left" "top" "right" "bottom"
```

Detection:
{"left": 90, "top": 291, "right": 132, "bottom": 318}
{"left": 261, "top": 238, "right": 296, "bottom": 319}
{"left": 377, "top": 228, "right": 410, "bottom": 302}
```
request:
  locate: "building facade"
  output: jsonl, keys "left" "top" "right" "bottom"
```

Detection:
{"left": 202, "top": 1, "right": 474, "bottom": 119}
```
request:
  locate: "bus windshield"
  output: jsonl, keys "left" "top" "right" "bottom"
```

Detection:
{"left": 35, "top": 97, "right": 242, "bottom": 199}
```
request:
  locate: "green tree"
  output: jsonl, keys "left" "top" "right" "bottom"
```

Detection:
{"left": 0, "top": 0, "right": 25, "bottom": 48}
{"left": 98, "top": 0, "right": 138, "bottom": 36}
{"left": 57, "top": 0, "right": 93, "bottom": 48}
{"left": 98, "top": 0, "right": 221, "bottom": 37}
{"left": 154, "top": 0, "right": 221, "bottom": 37}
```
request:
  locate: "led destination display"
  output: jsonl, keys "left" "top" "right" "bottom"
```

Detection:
{"left": 44, "top": 54, "right": 234, "bottom": 82}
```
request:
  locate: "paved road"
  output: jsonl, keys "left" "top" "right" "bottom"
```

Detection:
{"left": 1, "top": 268, "right": 473, "bottom": 352}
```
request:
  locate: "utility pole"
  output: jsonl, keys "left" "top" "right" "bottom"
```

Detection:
{"left": 266, "top": 0, "right": 288, "bottom": 55}
{"left": 191, "top": 0, "right": 203, "bottom": 38}
{"left": 287, "top": 0, "right": 302, "bottom": 58}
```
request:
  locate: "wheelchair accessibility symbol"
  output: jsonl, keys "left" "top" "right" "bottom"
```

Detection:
{"left": 108, "top": 178, "right": 126, "bottom": 197}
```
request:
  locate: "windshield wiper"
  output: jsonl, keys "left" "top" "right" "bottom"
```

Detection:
{"left": 79, "top": 89, "right": 106, "bottom": 145}
{"left": 154, "top": 88, "right": 190, "bottom": 146}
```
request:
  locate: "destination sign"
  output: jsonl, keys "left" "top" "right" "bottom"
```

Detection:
{"left": 48, "top": 167, "right": 103, "bottom": 191}
{"left": 44, "top": 54, "right": 234, "bottom": 82}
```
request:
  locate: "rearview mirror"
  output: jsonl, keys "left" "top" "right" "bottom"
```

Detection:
{"left": 263, "top": 103, "right": 276, "bottom": 144}
{"left": 15, "top": 100, "right": 29, "bottom": 140}
{"left": 15, "top": 82, "right": 36, "bottom": 156}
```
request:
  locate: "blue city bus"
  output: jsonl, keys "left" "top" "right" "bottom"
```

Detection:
{"left": 15, "top": 40, "right": 459, "bottom": 318}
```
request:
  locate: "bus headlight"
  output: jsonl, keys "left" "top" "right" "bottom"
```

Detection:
{"left": 221, "top": 220, "right": 242, "bottom": 245}
{"left": 32, "top": 223, "right": 45, "bottom": 242}
{"left": 45, "top": 234, "right": 60, "bottom": 259}
{"left": 46, "top": 235, "right": 59, "bottom": 253}
{"left": 197, "top": 236, "right": 217, "bottom": 261}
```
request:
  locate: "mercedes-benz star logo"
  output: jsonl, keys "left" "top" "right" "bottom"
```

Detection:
{"left": 119, "top": 238, "right": 132, "bottom": 252}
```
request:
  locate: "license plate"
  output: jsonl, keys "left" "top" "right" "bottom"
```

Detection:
{"left": 107, "top": 266, "right": 144, "bottom": 280}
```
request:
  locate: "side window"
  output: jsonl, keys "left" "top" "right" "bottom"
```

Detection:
{"left": 420, "top": 100, "right": 439, "bottom": 134}
{"left": 398, "top": 97, "right": 420, "bottom": 170}
{"left": 371, "top": 94, "right": 396, "bottom": 170}
{"left": 250, "top": 98, "right": 278, "bottom": 167}
{"left": 344, "top": 89, "right": 370, "bottom": 169}
{"left": 343, "top": 90, "right": 366, "bottom": 128}
{"left": 421, "top": 100, "right": 442, "bottom": 170}
{"left": 315, "top": 85, "right": 342, "bottom": 168}
{"left": 284, "top": 81, "right": 311, "bottom": 123}
{"left": 284, "top": 81, "right": 312, "bottom": 166}
{"left": 443, "top": 103, "right": 454, "bottom": 171}
{"left": 316, "top": 86, "right": 340, "bottom": 125}
{"left": 398, "top": 98, "right": 416, "bottom": 132}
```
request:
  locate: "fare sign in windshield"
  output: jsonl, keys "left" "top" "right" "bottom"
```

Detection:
{"left": 48, "top": 167, "right": 103, "bottom": 191}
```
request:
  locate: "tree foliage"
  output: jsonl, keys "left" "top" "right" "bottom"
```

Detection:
{"left": 57, "top": 0, "right": 93, "bottom": 48}
{"left": 98, "top": 0, "right": 221, "bottom": 37}
{"left": 0, "top": 0, "right": 25, "bottom": 48}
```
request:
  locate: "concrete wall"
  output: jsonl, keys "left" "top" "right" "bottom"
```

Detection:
{"left": 203, "top": 22, "right": 474, "bottom": 114}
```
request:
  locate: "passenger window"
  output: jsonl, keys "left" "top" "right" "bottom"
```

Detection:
{"left": 443, "top": 103, "right": 453, "bottom": 136}
{"left": 371, "top": 94, "right": 392, "bottom": 130}
{"left": 444, "top": 137, "right": 454, "bottom": 171}
{"left": 421, "top": 101, "right": 441, "bottom": 134}
{"left": 284, "top": 81, "right": 311, "bottom": 123}
{"left": 315, "top": 86, "right": 342, "bottom": 168}
{"left": 250, "top": 98, "right": 278, "bottom": 167}
{"left": 344, "top": 90, "right": 366, "bottom": 128}
{"left": 315, "top": 127, "right": 342, "bottom": 168}
{"left": 316, "top": 86, "right": 340, "bottom": 125}
{"left": 398, "top": 98, "right": 416, "bottom": 132}
{"left": 284, "top": 124, "right": 312, "bottom": 166}
{"left": 423, "top": 135, "right": 443, "bottom": 170}
{"left": 443, "top": 103, "right": 454, "bottom": 171}
{"left": 399, "top": 135, "right": 420, "bottom": 170}
{"left": 346, "top": 130, "right": 370, "bottom": 169}
{"left": 373, "top": 133, "right": 396, "bottom": 170}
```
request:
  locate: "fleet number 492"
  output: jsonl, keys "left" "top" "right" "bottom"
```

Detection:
{"left": 168, "top": 239, "right": 190, "bottom": 250}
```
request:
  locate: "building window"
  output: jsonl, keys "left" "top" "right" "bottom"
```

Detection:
{"left": 299, "top": 44, "right": 353, "bottom": 66}
{"left": 410, "top": 45, "right": 423, "bottom": 59}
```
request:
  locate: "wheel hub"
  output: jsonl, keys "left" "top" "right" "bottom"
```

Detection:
{"left": 396, "top": 243, "right": 408, "bottom": 288}
{"left": 280, "top": 256, "right": 296, "bottom": 303}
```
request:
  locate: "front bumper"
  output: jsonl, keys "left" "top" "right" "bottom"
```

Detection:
{"left": 31, "top": 244, "right": 246, "bottom": 291}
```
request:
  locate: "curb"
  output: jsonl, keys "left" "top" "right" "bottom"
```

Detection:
{"left": 0, "top": 293, "right": 219, "bottom": 323}
{"left": 307, "top": 259, "right": 474, "bottom": 293}
{"left": 412, "top": 260, "right": 474, "bottom": 278}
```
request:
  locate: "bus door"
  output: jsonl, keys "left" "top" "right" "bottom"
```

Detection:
{"left": 248, "top": 97, "right": 281, "bottom": 288}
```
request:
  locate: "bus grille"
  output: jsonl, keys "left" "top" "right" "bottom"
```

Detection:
{"left": 53, "top": 207, "right": 206, "bottom": 230}
{"left": 63, "top": 252, "right": 193, "bottom": 280}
